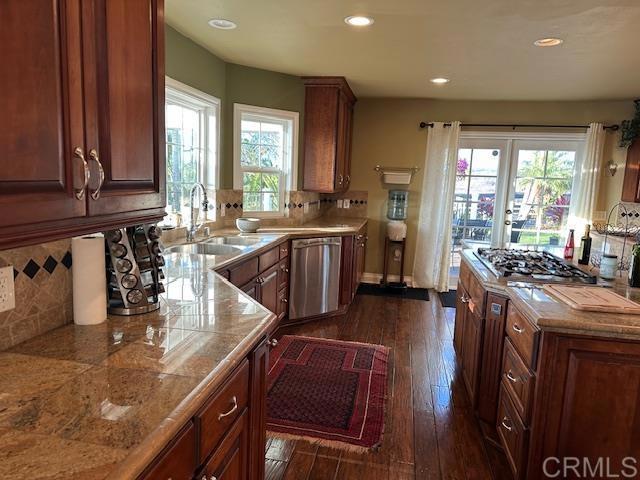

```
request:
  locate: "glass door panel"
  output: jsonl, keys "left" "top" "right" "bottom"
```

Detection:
{"left": 506, "top": 141, "right": 580, "bottom": 247}
{"left": 450, "top": 139, "right": 509, "bottom": 276}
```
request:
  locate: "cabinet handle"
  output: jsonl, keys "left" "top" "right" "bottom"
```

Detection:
{"left": 74, "top": 147, "right": 90, "bottom": 200}
{"left": 210, "top": 476, "right": 218, "bottom": 480}
{"left": 337, "top": 174, "right": 344, "bottom": 186}
{"left": 89, "top": 149, "right": 105, "bottom": 200}
{"left": 282, "top": 298, "right": 288, "bottom": 303}
{"left": 268, "top": 338, "right": 278, "bottom": 348}
{"left": 501, "top": 416, "right": 513, "bottom": 432}
{"left": 512, "top": 324, "right": 525, "bottom": 334}
{"left": 506, "top": 371, "right": 518, "bottom": 383}
{"left": 460, "top": 295, "right": 469, "bottom": 304}
{"left": 217, "top": 396, "right": 238, "bottom": 420}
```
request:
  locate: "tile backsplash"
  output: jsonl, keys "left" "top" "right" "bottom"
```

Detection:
{"left": 0, "top": 239, "right": 73, "bottom": 350}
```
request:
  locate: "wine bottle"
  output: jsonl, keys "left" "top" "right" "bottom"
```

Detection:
{"left": 564, "top": 229, "right": 575, "bottom": 260}
{"left": 578, "top": 224, "right": 592, "bottom": 265}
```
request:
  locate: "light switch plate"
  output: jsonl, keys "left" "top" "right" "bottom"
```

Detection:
{"left": 303, "top": 202, "right": 309, "bottom": 214}
{"left": 0, "top": 266, "right": 16, "bottom": 313}
{"left": 344, "top": 199, "right": 350, "bottom": 209}
{"left": 221, "top": 204, "right": 226, "bottom": 217}
{"left": 337, "top": 199, "right": 343, "bottom": 208}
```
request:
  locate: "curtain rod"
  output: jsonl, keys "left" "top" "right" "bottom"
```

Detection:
{"left": 418, "top": 122, "right": 620, "bottom": 131}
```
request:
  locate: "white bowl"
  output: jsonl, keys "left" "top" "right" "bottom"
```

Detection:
{"left": 236, "top": 217, "right": 261, "bottom": 233}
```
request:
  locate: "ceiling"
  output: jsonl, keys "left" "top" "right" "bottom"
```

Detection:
{"left": 165, "top": 0, "right": 640, "bottom": 101}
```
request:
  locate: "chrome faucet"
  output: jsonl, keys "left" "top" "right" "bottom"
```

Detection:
{"left": 187, "top": 183, "right": 209, "bottom": 242}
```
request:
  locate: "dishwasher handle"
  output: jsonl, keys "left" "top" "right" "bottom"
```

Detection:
{"left": 292, "top": 237, "right": 342, "bottom": 249}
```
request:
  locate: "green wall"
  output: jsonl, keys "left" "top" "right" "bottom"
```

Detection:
{"left": 165, "top": 26, "right": 305, "bottom": 189}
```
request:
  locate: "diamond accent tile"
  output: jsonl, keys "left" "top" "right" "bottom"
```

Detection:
{"left": 61, "top": 251, "right": 72, "bottom": 269}
{"left": 13, "top": 268, "right": 19, "bottom": 279}
{"left": 43, "top": 255, "right": 58, "bottom": 274}
{"left": 22, "top": 259, "right": 40, "bottom": 279}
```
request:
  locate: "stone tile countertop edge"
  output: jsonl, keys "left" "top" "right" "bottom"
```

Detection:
{"left": 461, "top": 249, "right": 640, "bottom": 340}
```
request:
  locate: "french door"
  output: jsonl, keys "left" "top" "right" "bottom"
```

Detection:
{"left": 451, "top": 134, "right": 584, "bottom": 268}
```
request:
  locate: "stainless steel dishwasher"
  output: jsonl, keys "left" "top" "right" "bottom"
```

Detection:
{"left": 289, "top": 237, "right": 342, "bottom": 319}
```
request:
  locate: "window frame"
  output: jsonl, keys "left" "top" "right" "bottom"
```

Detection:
{"left": 233, "top": 103, "right": 299, "bottom": 218}
{"left": 165, "top": 76, "right": 221, "bottom": 218}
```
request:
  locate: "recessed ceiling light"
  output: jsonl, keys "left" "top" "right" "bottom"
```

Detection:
{"left": 430, "top": 77, "right": 450, "bottom": 84}
{"left": 344, "top": 16, "right": 374, "bottom": 27}
{"left": 534, "top": 37, "right": 563, "bottom": 47}
{"left": 208, "top": 18, "right": 237, "bottom": 30}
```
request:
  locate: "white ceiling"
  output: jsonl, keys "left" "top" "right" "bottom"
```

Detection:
{"left": 165, "top": 0, "right": 640, "bottom": 101}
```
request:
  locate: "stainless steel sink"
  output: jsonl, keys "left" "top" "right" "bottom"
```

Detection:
{"left": 165, "top": 243, "right": 243, "bottom": 256}
{"left": 205, "top": 236, "right": 263, "bottom": 246}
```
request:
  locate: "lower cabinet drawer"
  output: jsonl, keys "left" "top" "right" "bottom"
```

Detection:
{"left": 506, "top": 304, "right": 540, "bottom": 370}
{"left": 139, "top": 422, "right": 196, "bottom": 480}
{"left": 229, "top": 257, "right": 259, "bottom": 287}
{"left": 259, "top": 246, "right": 280, "bottom": 273}
{"left": 497, "top": 385, "right": 528, "bottom": 480}
{"left": 196, "top": 360, "right": 250, "bottom": 463}
{"left": 201, "top": 409, "right": 250, "bottom": 480}
{"left": 502, "top": 338, "right": 535, "bottom": 424}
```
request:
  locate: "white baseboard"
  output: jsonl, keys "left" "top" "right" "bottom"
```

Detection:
{"left": 361, "top": 272, "right": 414, "bottom": 287}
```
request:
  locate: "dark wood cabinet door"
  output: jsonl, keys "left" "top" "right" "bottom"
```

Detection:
{"left": 0, "top": 0, "right": 87, "bottom": 246}
{"left": 461, "top": 307, "right": 484, "bottom": 406}
{"left": 248, "top": 340, "right": 269, "bottom": 480}
{"left": 622, "top": 140, "right": 640, "bottom": 202}
{"left": 258, "top": 264, "right": 279, "bottom": 314}
{"left": 453, "top": 283, "right": 468, "bottom": 354}
{"left": 81, "top": 0, "right": 166, "bottom": 217}
{"left": 477, "top": 293, "right": 509, "bottom": 424}
{"left": 340, "top": 235, "right": 355, "bottom": 305}
{"left": 203, "top": 410, "right": 249, "bottom": 480}
{"left": 528, "top": 334, "right": 640, "bottom": 479}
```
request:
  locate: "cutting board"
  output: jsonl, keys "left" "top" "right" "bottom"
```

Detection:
{"left": 543, "top": 285, "right": 640, "bottom": 314}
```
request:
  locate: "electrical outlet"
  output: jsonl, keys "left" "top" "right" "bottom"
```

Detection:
{"left": 303, "top": 202, "right": 309, "bottom": 214}
{"left": 336, "top": 199, "right": 343, "bottom": 208}
{"left": 0, "top": 266, "right": 16, "bottom": 313}
{"left": 221, "top": 204, "right": 226, "bottom": 217}
{"left": 344, "top": 199, "right": 350, "bottom": 209}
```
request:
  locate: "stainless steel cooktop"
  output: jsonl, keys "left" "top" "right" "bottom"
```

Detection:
{"left": 475, "top": 248, "right": 597, "bottom": 284}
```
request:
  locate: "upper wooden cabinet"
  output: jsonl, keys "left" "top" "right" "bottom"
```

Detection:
{"left": 0, "top": 0, "right": 166, "bottom": 250}
{"left": 302, "top": 77, "right": 356, "bottom": 193}
{"left": 622, "top": 139, "right": 640, "bottom": 202}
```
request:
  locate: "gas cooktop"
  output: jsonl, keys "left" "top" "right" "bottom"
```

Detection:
{"left": 475, "top": 248, "right": 597, "bottom": 284}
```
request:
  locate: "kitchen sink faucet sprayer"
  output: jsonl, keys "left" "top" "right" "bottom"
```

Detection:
{"left": 187, "top": 183, "right": 209, "bottom": 242}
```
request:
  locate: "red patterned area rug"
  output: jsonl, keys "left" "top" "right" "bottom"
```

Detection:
{"left": 266, "top": 335, "right": 389, "bottom": 452}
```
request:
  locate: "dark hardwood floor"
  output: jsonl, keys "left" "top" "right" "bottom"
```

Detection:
{"left": 265, "top": 292, "right": 512, "bottom": 480}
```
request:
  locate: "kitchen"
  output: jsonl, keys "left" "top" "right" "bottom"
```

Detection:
{"left": 1, "top": 1, "right": 640, "bottom": 479}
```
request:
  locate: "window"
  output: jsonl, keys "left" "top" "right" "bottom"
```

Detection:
{"left": 234, "top": 104, "right": 298, "bottom": 216}
{"left": 165, "top": 77, "right": 220, "bottom": 220}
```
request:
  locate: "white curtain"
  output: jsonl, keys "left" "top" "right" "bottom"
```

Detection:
{"left": 569, "top": 123, "right": 606, "bottom": 233}
{"left": 413, "top": 121, "right": 461, "bottom": 292}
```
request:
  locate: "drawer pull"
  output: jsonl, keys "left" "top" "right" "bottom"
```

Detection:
{"left": 460, "top": 295, "right": 469, "bottom": 304}
{"left": 506, "top": 371, "right": 518, "bottom": 383}
{"left": 268, "top": 338, "right": 278, "bottom": 348}
{"left": 282, "top": 298, "right": 288, "bottom": 303}
{"left": 217, "top": 396, "right": 238, "bottom": 420}
{"left": 512, "top": 324, "right": 525, "bottom": 334}
{"left": 89, "top": 149, "right": 105, "bottom": 200}
{"left": 501, "top": 416, "right": 513, "bottom": 432}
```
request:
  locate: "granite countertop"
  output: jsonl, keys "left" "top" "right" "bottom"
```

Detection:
{"left": 0, "top": 217, "right": 369, "bottom": 479}
{"left": 461, "top": 249, "right": 640, "bottom": 340}
{"left": 0, "top": 253, "right": 279, "bottom": 479}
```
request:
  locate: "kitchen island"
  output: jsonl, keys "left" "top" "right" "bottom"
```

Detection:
{"left": 456, "top": 249, "right": 640, "bottom": 480}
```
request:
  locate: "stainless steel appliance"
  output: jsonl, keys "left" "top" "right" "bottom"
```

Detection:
{"left": 475, "top": 248, "right": 597, "bottom": 284}
{"left": 290, "top": 237, "right": 342, "bottom": 319}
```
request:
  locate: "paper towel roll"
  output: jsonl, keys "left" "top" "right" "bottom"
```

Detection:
{"left": 72, "top": 235, "right": 107, "bottom": 325}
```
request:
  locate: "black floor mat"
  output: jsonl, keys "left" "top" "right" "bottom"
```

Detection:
{"left": 438, "top": 290, "right": 457, "bottom": 308}
{"left": 357, "top": 283, "right": 430, "bottom": 301}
